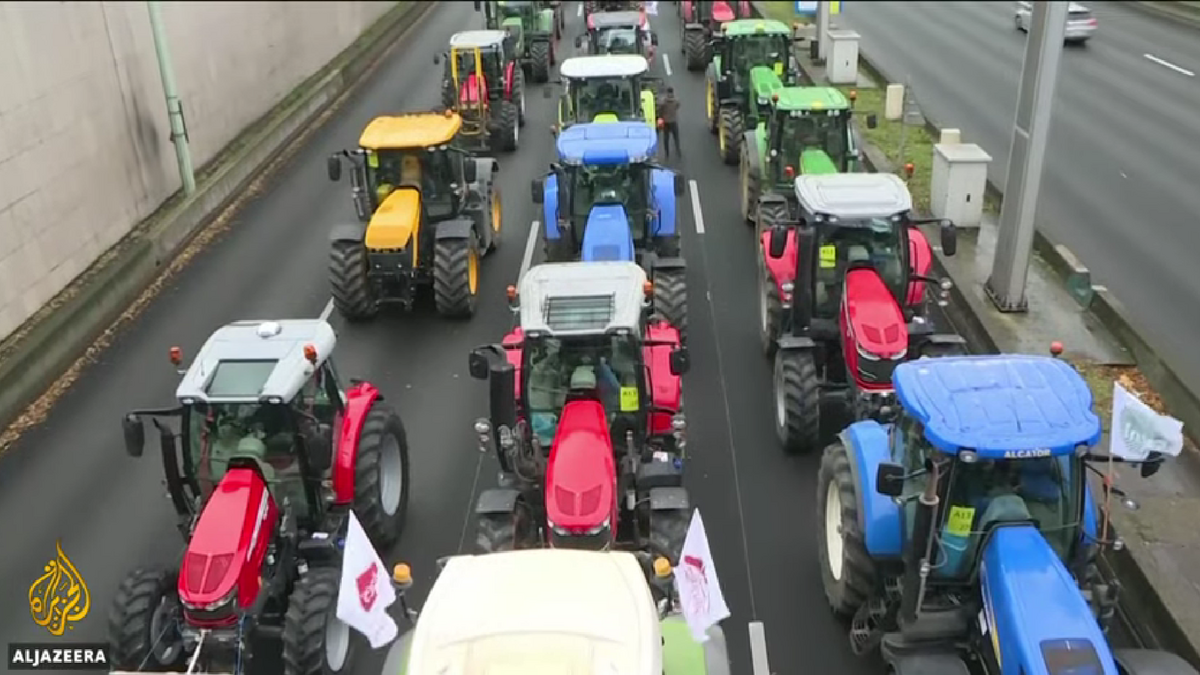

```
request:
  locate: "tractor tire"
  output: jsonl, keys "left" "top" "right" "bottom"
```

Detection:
{"left": 531, "top": 42, "right": 552, "bottom": 83}
{"left": 329, "top": 240, "right": 377, "bottom": 322}
{"left": 718, "top": 106, "right": 743, "bottom": 166}
{"left": 494, "top": 100, "right": 520, "bottom": 152}
{"left": 817, "top": 440, "right": 878, "bottom": 618}
{"left": 740, "top": 144, "right": 759, "bottom": 225}
{"left": 511, "top": 68, "right": 527, "bottom": 127}
{"left": 1113, "top": 649, "right": 1198, "bottom": 675}
{"left": 486, "top": 185, "right": 503, "bottom": 253}
{"left": 758, "top": 261, "right": 782, "bottom": 358}
{"left": 706, "top": 77, "right": 719, "bottom": 134}
{"left": 108, "top": 569, "right": 186, "bottom": 672}
{"left": 282, "top": 568, "right": 354, "bottom": 675}
{"left": 757, "top": 201, "right": 789, "bottom": 243}
{"left": 545, "top": 235, "right": 574, "bottom": 262}
{"left": 773, "top": 348, "right": 821, "bottom": 454}
{"left": 653, "top": 267, "right": 689, "bottom": 342}
{"left": 649, "top": 507, "right": 691, "bottom": 565}
{"left": 683, "top": 31, "right": 708, "bottom": 71}
{"left": 433, "top": 232, "right": 481, "bottom": 318}
{"left": 353, "top": 402, "right": 410, "bottom": 551}
{"left": 474, "top": 512, "right": 517, "bottom": 554}
{"left": 441, "top": 78, "right": 455, "bottom": 110}
{"left": 919, "top": 341, "right": 968, "bottom": 359}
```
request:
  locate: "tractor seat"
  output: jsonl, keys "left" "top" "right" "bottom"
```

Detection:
{"left": 846, "top": 245, "right": 871, "bottom": 264}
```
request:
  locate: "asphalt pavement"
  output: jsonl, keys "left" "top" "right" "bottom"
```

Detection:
{"left": 0, "top": 4, "right": 878, "bottom": 675}
{"left": 838, "top": 1, "right": 1200, "bottom": 389}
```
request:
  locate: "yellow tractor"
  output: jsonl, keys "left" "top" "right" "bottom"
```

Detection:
{"left": 326, "top": 111, "right": 503, "bottom": 320}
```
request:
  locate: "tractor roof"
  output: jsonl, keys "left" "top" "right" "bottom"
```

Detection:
{"left": 561, "top": 54, "right": 649, "bottom": 79}
{"left": 556, "top": 122, "right": 657, "bottom": 165}
{"left": 794, "top": 173, "right": 912, "bottom": 219}
{"left": 775, "top": 86, "right": 850, "bottom": 112}
{"left": 449, "top": 29, "right": 508, "bottom": 49}
{"left": 894, "top": 355, "right": 1103, "bottom": 459}
{"left": 359, "top": 112, "right": 461, "bottom": 150}
{"left": 722, "top": 18, "right": 792, "bottom": 36}
{"left": 175, "top": 319, "right": 337, "bottom": 405}
{"left": 405, "top": 550, "right": 661, "bottom": 675}
{"left": 589, "top": 10, "right": 644, "bottom": 27}
{"left": 518, "top": 262, "right": 647, "bottom": 336}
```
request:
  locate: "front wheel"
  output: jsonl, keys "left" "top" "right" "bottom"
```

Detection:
{"left": 329, "top": 240, "right": 378, "bottom": 322}
{"left": 649, "top": 507, "right": 691, "bottom": 565}
{"left": 433, "top": 232, "right": 481, "bottom": 317}
{"left": 475, "top": 512, "right": 518, "bottom": 554}
{"left": 817, "top": 440, "right": 877, "bottom": 617}
{"left": 740, "top": 144, "right": 759, "bottom": 225}
{"left": 282, "top": 568, "right": 355, "bottom": 675}
{"left": 530, "top": 41, "right": 552, "bottom": 83}
{"left": 652, "top": 266, "right": 689, "bottom": 341}
{"left": 718, "top": 106, "right": 743, "bottom": 165}
{"left": 108, "top": 569, "right": 186, "bottom": 672}
{"left": 353, "top": 402, "right": 410, "bottom": 551}
{"left": 683, "top": 30, "right": 707, "bottom": 70}
{"left": 494, "top": 100, "right": 520, "bottom": 152}
{"left": 758, "top": 261, "right": 782, "bottom": 357}
{"left": 773, "top": 349, "right": 821, "bottom": 454}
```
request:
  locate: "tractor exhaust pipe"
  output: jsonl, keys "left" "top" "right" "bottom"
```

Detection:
{"left": 899, "top": 457, "right": 941, "bottom": 626}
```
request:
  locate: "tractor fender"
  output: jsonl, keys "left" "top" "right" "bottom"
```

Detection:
{"left": 649, "top": 169, "right": 678, "bottom": 238}
{"left": 649, "top": 486, "right": 689, "bottom": 511}
{"left": 503, "top": 60, "right": 517, "bottom": 99}
{"left": 435, "top": 217, "right": 475, "bottom": 241}
{"left": 652, "top": 256, "right": 686, "bottom": 271}
{"left": 839, "top": 421, "right": 903, "bottom": 558}
{"left": 332, "top": 381, "right": 382, "bottom": 505}
{"left": 475, "top": 487, "right": 521, "bottom": 514}
{"left": 1113, "top": 649, "right": 1199, "bottom": 675}
{"left": 542, "top": 173, "right": 561, "bottom": 240}
{"left": 776, "top": 334, "right": 815, "bottom": 352}
{"left": 330, "top": 222, "right": 367, "bottom": 244}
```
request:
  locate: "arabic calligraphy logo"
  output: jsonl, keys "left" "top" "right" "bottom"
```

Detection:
{"left": 356, "top": 563, "right": 379, "bottom": 612}
{"left": 28, "top": 540, "right": 90, "bottom": 636}
{"left": 682, "top": 554, "right": 710, "bottom": 615}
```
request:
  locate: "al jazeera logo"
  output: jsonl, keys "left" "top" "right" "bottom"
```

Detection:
{"left": 8, "top": 541, "right": 109, "bottom": 670}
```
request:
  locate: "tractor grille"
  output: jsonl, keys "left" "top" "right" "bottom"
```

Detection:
{"left": 543, "top": 294, "right": 615, "bottom": 332}
{"left": 857, "top": 355, "right": 902, "bottom": 386}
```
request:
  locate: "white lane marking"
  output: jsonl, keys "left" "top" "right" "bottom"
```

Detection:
{"left": 749, "top": 622, "right": 772, "bottom": 675}
{"left": 319, "top": 297, "right": 334, "bottom": 322}
{"left": 1144, "top": 53, "right": 1195, "bottom": 77}
{"left": 576, "top": 3, "right": 583, "bottom": 17}
{"left": 688, "top": 180, "right": 705, "bottom": 234}
{"left": 520, "top": 220, "right": 540, "bottom": 283}
{"left": 663, "top": 54, "right": 673, "bottom": 76}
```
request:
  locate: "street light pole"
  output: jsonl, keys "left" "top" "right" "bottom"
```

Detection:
{"left": 146, "top": 0, "right": 196, "bottom": 195}
{"left": 985, "top": 1, "right": 1068, "bottom": 312}
{"left": 816, "top": 1, "right": 831, "bottom": 63}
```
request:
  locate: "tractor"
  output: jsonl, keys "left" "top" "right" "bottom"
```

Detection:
{"left": 817, "top": 352, "right": 1196, "bottom": 675}
{"left": 549, "top": 55, "right": 660, "bottom": 133}
{"left": 326, "top": 111, "right": 503, "bottom": 320}
{"left": 741, "top": 86, "right": 874, "bottom": 228}
{"left": 576, "top": 10, "right": 658, "bottom": 65}
{"left": 680, "top": 0, "right": 753, "bottom": 71}
{"left": 107, "top": 319, "right": 410, "bottom": 675}
{"left": 474, "top": 0, "right": 558, "bottom": 82}
{"left": 762, "top": 173, "right": 964, "bottom": 454}
{"left": 378, "top": 549, "right": 732, "bottom": 675}
{"left": 532, "top": 122, "right": 689, "bottom": 336}
{"left": 704, "top": 18, "right": 799, "bottom": 165}
{"left": 434, "top": 30, "right": 524, "bottom": 150}
{"left": 465, "top": 262, "right": 693, "bottom": 563}
{"left": 585, "top": 0, "right": 645, "bottom": 22}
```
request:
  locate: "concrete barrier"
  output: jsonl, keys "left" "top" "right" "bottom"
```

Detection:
{"left": 1131, "top": 1, "right": 1200, "bottom": 30}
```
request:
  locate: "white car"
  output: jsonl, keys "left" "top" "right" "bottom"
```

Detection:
{"left": 1015, "top": 1, "right": 1097, "bottom": 44}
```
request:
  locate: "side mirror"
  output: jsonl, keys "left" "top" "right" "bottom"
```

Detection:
{"left": 532, "top": 178, "right": 545, "bottom": 204}
{"left": 651, "top": 32, "right": 659, "bottom": 46}
{"left": 768, "top": 226, "right": 787, "bottom": 259}
{"left": 468, "top": 349, "right": 490, "bottom": 380}
{"left": 463, "top": 160, "right": 478, "bottom": 183}
{"left": 1141, "top": 452, "right": 1163, "bottom": 478}
{"left": 939, "top": 219, "right": 957, "bottom": 257}
{"left": 575, "top": 35, "right": 584, "bottom": 48}
{"left": 669, "top": 347, "right": 691, "bottom": 376}
{"left": 866, "top": 114, "right": 878, "bottom": 130}
{"left": 433, "top": 53, "right": 441, "bottom": 65}
{"left": 874, "top": 462, "right": 905, "bottom": 498}
{"left": 673, "top": 173, "right": 686, "bottom": 197}
{"left": 474, "top": 0, "right": 481, "bottom": 9}
{"left": 327, "top": 155, "right": 342, "bottom": 182}
{"left": 122, "top": 414, "right": 145, "bottom": 458}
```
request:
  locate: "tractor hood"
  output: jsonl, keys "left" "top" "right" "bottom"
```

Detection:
{"left": 980, "top": 524, "right": 1119, "bottom": 675}
{"left": 710, "top": 0, "right": 736, "bottom": 22}
{"left": 843, "top": 267, "right": 907, "bottom": 360}
{"left": 545, "top": 400, "right": 617, "bottom": 531}
{"left": 582, "top": 203, "right": 635, "bottom": 262}
{"left": 800, "top": 148, "right": 839, "bottom": 175}
{"left": 180, "top": 465, "right": 278, "bottom": 611}
{"left": 365, "top": 187, "right": 420, "bottom": 251}
{"left": 749, "top": 65, "right": 785, "bottom": 96}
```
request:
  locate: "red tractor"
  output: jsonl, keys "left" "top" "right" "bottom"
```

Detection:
{"left": 466, "top": 262, "right": 694, "bottom": 563}
{"left": 107, "top": 319, "right": 410, "bottom": 675}
{"left": 434, "top": 30, "right": 525, "bottom": 152}
{"left": 680, "top": 0, "right": 752, "bottom": 71}
{"left": 759, "top": 174, "right": 965, "bottom": 454}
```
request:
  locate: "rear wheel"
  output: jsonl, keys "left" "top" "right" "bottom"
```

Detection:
{"left": 817, "top": 440, "right": 877, "bottom": 618}
{"left": 108, "top": 569, "right": 186, "bottom": 672}
{"left": 353, "top": 402, "right": 410, "bottom": 551}
{"left": 683, "top": 30, "right": 707, "bottom": 70}
{"left": 329, "top": 240, "right": 377, "bottom": 321}
{"left": 531, "top": 41, "right": 551, "bottom": 83}
{"left": 434, "top": 232, "right": 480, "bottom": 317}
{"left": 653, "top": 267, "right": 689, "bottom": 341}
{"left": 774, "top": 348, "right": 821, "bottom": 454}
{"left": 494, "top": 100, "right": 519, "bottom": 152}
{"left": 282, "top": 568, "right": 354, "bottom": 675}
{"left": 441, "top": 78, "right": 455, "bottom": 109}
{"left": 718, "top": 106, "right": 743, "bottom": 165}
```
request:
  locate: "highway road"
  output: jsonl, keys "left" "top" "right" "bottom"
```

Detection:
{"left": 0, "top": 3, "right": 879, "bottom": 674}
{"left": 839, "top": 1, "right": 1200, "bottom": 388}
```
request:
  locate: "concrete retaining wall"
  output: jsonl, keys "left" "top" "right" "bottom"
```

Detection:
{"left": 0, "top": 1, "right": 394, "bottom": 339}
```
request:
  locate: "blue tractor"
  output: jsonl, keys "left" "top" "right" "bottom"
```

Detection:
{"left": 818, "top": 352, "right": 1195, "bottom": 675}
{"left": 531, "top": 121, "right": 690, "bottom": 337}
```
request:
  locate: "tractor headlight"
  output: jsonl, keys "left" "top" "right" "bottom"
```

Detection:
{"left": 781, "top": 282, "right": 793, "bottom": 293}
{"left": 182, "top": 585, "right": 237, "bottom": 612}
{"left": 856, "top": 343, "right": 881, "bottom": 361}
{"left": 474, "top": 419, "right": 492, "bottom": 435}
{"left": 959, "top": 450, "right": 979, "bottom": 464}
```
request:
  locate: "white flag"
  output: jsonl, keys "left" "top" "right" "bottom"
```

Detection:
{"left": 336, "top": 511, "right": 399, "bottom": 649}
{"left": 646, "top": 1, "right": 659, "bottom": 15}
{"left": 674, "top": 509, "right": 730, "bottom": 642}
{"left": 1110, "top": 381, "right": 1183, "bottom": 461}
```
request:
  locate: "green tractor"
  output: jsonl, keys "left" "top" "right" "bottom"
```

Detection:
{"left": 740, "top": 86, "right": 877, "bottom": 231}
{"left": 704, "top": 19, "right": 800, "bottom": 165}
{"left": 475, "top": 0, "right": 558, "bottom": 82}
{"left": 549, "top": 55, "right": 659, "bottom": 133}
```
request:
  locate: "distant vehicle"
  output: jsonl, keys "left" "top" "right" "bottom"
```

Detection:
{"left": 1015, "top": 1, "right": 1096, "bottom": 44}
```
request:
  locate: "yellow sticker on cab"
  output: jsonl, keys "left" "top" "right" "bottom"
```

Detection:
{"left": 819, "top": 245, "right": 837, "bottom": 268}
{"left": 367, "top": 150, "right": 379, "bottom": 168}
{"left": 620, "top": 387, "right": 639, "bottom": 412}
{"left": 946, "top": 506, "right": 976, "bottom": 537}
{"left": 29, "top": 540, "right": 90, "bottom": 635}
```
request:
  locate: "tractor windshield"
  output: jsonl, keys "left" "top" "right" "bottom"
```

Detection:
{"left": 570, "top": 76, "right": 640, "bottom": 121}
{"left": 451, "top": 46, "right": 503, "bottom": 89}
{"left": 524, "top": 334, "right": 642, "bottom": 445}
{"left": 596, "top": 27, "right": 640, "bottom": 54}
{"left": 813, "top": 218, "right": 905, "bottom": 316}
{"left": 367, "top": 150, "right": 457, "bottom": 218}
{"left": 777, "top": 111, "right": 850, "bottom": 175}
{"left": 567, "top": 163, "right": 648, "bottom": 238}
{"left": 730, "top": 35, "right": 786, "bottom": 71}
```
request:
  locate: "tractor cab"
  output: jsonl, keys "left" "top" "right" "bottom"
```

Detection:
{"left": 680, "top": 0, "right": 754, "bottom": 70}
{"left": 466, "top": 263, "right": 691, "bottom": 557}
{"left": 762, "top": 87, "right": 862, "bottom": 180}
{"left": 552, "top": 55, "right": 659, "bottom": 130}
{"left": 577, "top": 11, "right": 657, "bottom": 62}
{"left": 817, "top": 354, "right": 1181, "bottom": 675}
{"left": 434, "top": 31, "right": 523, "bottom": 152}
{"left": 711, "top": 19, "right": 795, "bottom": 93}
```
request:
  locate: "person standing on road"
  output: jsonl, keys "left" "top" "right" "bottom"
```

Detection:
{"left": 657, "top": 87, "right": 682, "bottom": 160}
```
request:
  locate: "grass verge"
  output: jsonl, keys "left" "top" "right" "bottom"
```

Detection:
{"left": 759, "top": 3, "right": 811, "bottom": 24}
